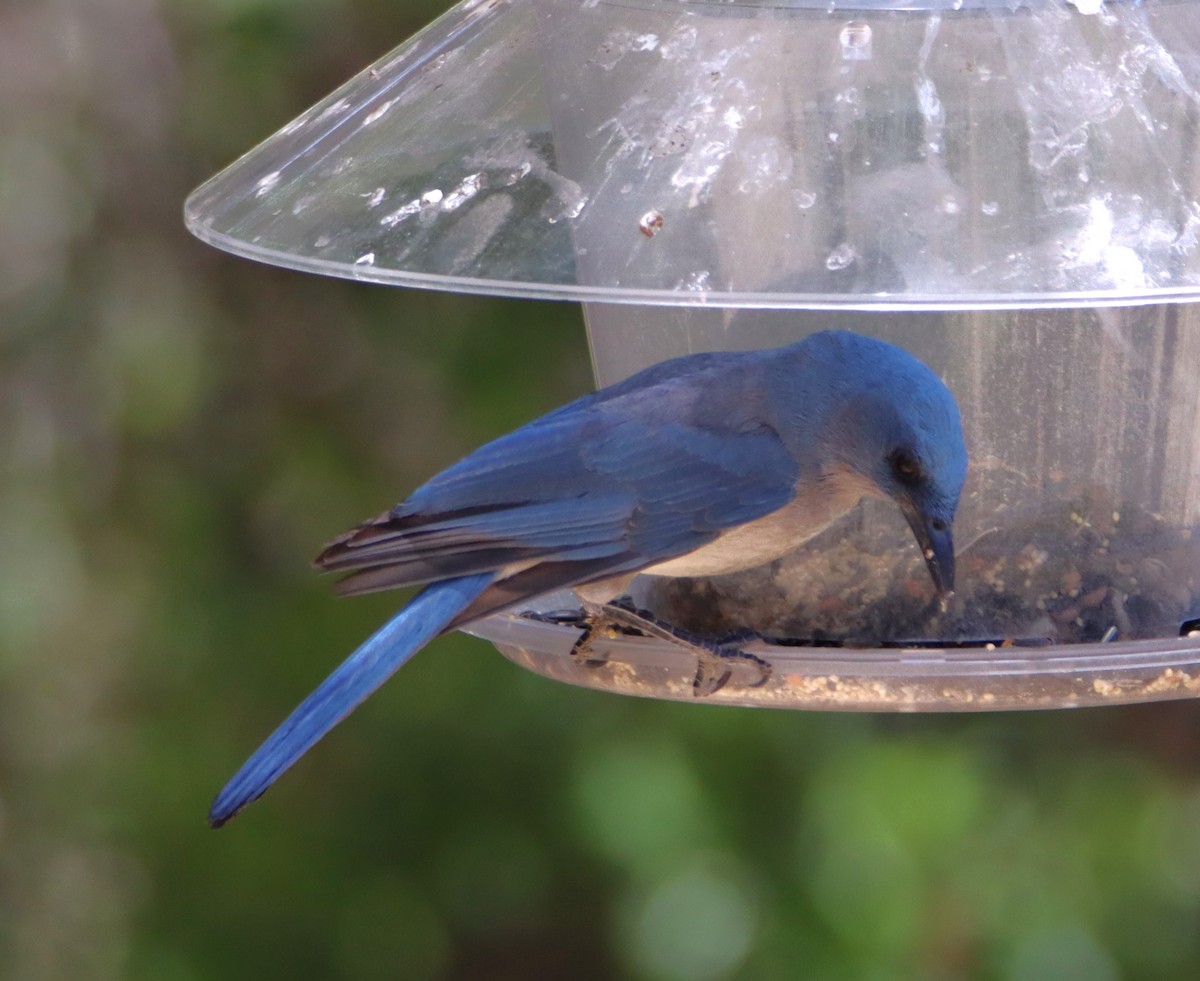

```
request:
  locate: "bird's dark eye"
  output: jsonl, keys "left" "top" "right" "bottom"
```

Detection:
{"left": 889, "top": 448, "right": 922, "bottom": 486}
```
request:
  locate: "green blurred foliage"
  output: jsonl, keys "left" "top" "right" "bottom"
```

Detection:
{"left": 3, "top": 2, "right": 1200, "bottom": 979}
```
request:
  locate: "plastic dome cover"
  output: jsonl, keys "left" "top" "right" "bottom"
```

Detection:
{"left": 185, "top": 0, "right": 1200, "bottom": 309}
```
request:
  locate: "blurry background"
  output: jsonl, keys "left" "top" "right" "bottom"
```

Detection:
{"left": 3, "top": 1, "right": 1200, "bottom": 978}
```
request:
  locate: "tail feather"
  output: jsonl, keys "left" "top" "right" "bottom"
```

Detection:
{"left": 208, "top": 572, "right": 494, "bottom": 827}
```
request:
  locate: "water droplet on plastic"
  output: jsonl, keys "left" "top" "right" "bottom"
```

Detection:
{"left": 291, "top": 193, "right": 317, "bottom": 216}
{"left": 639, "top": 210, "right": 665, "bottom": 237}
{"left": 499, "top": 162, "right": 532, "bottom": 187}
{"left": 254, "top": 170, "right": 281, "bottom": 197}
{"left": 826, "top": 243, "right": 856, "bottom": 271}
{"left": 941, "top": 194, "right": 961, "bottom": 216}
{"left": 794, "top": 190, "right": 817, "bottom": 210}
{"left": 839, "top": 22, "right": 872, "bottom": 61}
{"left": 981, "top": 201, "right": 999, "bottom": 216}
{"left": 440, "top": 174, "right": 483, "bottom": 211}
{"left": 559, "top": 195, "right": 587, "bottom": 220}
{"left": 363, "top": 100, "right": 393, "bottom": 126}
{"left": 834, "top": 87, "right": 864, "bottom": 120}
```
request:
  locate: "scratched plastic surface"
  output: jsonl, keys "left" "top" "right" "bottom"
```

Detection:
{"left": 185, "top": 0, "right": 1200, "bottom": 308}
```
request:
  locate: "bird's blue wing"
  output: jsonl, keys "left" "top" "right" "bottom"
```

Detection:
{"left": 317, "top": 354, "right": 800, "bottom": 597}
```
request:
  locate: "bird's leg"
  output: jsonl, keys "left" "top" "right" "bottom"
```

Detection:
{"left": 535, "top": 599, "right": 772, "bottom": 694}
{"left": 526, "top": 603, "right": 646, "bottom": 667}
{"left": 565, "top": 599, "right": 637, "bottom": 669}
{"left": 599, "top": 598, "right": 773, "bottom": 697}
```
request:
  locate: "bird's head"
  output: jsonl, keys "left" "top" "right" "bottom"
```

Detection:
{"left": 808, "top": 332, "right": 968, "bottom": 598}
{"left": 875, "top": 436, "right": 965, "bottom": 600}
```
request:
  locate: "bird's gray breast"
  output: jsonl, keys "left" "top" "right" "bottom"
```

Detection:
{"left": 640, "top": 468, "right": 879, "bottom": 579}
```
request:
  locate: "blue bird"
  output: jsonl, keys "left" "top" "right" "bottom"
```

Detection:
{"left": 209, "top": 330, "right": 967, "bottom": 826}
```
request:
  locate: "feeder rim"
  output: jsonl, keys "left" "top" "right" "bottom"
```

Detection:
{"left": 181, "top": 211, "right": 1200, "bottom": 311}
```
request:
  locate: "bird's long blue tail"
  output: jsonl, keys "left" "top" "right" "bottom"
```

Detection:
{"left": 208, "top": 572, "right": 494, "bottom": 827}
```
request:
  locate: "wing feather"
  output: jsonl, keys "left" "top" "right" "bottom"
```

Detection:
{"left": 317, "top": 352, "right": 801, "bottom": 596}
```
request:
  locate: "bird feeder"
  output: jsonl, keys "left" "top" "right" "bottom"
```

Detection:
{"left": 186, "top": 0, "right": 1200, "bottom": 710}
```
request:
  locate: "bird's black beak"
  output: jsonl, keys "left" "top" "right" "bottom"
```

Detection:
{"left": 901, "top": 501, "right": 955, "bottom": 599}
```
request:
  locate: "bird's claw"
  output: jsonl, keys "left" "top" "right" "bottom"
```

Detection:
{"left": 565, "top": 598, "right": 773, "bottom": 697}
{"left": 529, "top": 607, "right": 620, "bottom": 668}
{"left": 525, "top": 608, "right": 590, "bottom": 628}
{"left": 567, "top": 619, "right": 615, "bottom": 669}
{"left": 692, "top": 647, "right": 772, "bottom": 696}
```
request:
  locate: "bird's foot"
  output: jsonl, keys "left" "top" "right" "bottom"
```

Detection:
{"left": 522, "top": 607, "right": 615, "bottom": 668}
{"left": 691, "top": 647, "right": 773, "bottom": 697}
{"left": 598, "top": 598, "right": 773, "bottom": 697}
{"left": 536, "top": 601, "right": 773, "bottom": 694}
{"left": 564, "top": 601, "right": 646, "bottom": 669}
{"left": 525, "top": 607, "right": 590, "bottom": 628}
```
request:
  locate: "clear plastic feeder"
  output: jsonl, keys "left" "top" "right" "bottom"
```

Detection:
{"left": 185, "top": 0, "right": 1200, "bottom": 709}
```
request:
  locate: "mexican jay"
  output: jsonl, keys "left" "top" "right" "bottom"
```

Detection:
{"left": 209, "top": 329, "right": 967, "bottom": 826}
